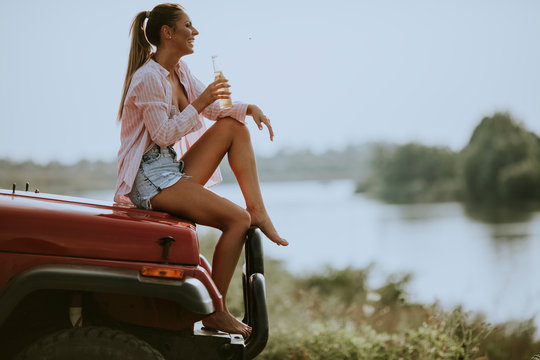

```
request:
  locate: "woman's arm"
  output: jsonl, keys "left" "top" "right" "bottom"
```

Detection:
{"left": 247, "top": 104, "right": 274, "bottom": 141}
{"left": 184, "top": 63, "right": 274, "bottom": 141}
{"left": 192, "top": 78, "right": 248, "bottom": 122}
{"left": 185, "top": 64, "right": 249, "bottom": 123}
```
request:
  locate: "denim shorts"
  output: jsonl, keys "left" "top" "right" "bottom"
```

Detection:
{"left": 129, "top": 144, "right": 187, "bottom": 210}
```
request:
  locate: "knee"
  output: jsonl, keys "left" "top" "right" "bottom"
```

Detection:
{"left": 219, "top": 117, "right": 249, "bottom": 136}
{"left": 236, "top": 209, "right": 251, "bottom": 230}
{"left": 231, "top": 208, "right": 251, "bottom": 232}
{"left": 219, "top": 117, "right": 239, "bottom": 125}
{"left": 220, "top": 207, "right": 251, "bottom": 232}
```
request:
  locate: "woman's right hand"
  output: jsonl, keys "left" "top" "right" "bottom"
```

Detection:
{"left": 192, "top": 78, "right": 231, "bottom": 113}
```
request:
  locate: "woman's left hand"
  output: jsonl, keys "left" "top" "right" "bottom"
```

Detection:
{"left": 247, "top": 105, "right": 274, "bottom": 141}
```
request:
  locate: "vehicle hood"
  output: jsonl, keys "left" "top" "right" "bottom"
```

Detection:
{"left": 0, "top": 190, "right": 199, "bottom": 265}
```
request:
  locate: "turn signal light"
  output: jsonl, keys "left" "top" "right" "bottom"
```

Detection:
{"left": 140, "top": 266, "right": 184, "bottom": 279}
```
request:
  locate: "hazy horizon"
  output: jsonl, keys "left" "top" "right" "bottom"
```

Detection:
{"left": 1, "top": 0, "right": 539, "bottom": 165}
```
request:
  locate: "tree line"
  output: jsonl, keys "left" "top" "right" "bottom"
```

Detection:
{"left": 0, "top": 145, "right": 374, "bottom": 196}
{"left": 358, "top": 112, "right": 540, "bottom": 204}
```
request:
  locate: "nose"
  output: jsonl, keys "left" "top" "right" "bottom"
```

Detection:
{"left": 192, "top": 26, "right": 199, "bottom": 36}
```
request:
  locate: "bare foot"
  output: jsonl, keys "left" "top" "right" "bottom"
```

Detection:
{"left": 203, "top": 311, "right": 252, "bottom": 338}
{"left": 248, "top": 207, "right": 288, "bottom": 246}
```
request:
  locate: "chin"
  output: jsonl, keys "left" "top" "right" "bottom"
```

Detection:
{"left": 178, "top": 49, "right": 194, "bottom": 57}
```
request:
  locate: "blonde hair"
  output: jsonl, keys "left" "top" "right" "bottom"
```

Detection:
{"left": 117, "top": 3, "right": 184, "bottom": 121}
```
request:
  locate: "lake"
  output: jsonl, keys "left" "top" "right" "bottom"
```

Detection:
{"left": 80, "top": 179, "right": 540, "bottom": 332}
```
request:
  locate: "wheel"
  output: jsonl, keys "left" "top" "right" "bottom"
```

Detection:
{"left": 15, "top": 327, "right": 165, "bottom": 360}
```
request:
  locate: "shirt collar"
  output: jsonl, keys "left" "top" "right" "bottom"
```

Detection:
{"left": 148, "top": 57, "right": 181, "bottom": 78}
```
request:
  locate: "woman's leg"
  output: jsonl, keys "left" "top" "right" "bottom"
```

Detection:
{"left": 151, "top": 179, "right": 252, "bottom": 337}
{"left": 181, "top": 118, "right": 287, "bottom": 246}
{"left": 151, "top": 118, "right": 286, "bottom": 337}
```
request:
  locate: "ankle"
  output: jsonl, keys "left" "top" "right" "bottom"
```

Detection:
{"left": 246, "top": 205, "right": 267, "bottom": 215}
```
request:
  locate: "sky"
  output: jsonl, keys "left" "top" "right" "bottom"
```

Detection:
{"left": 1, "top": 0, "right": 539, "bottom": 164}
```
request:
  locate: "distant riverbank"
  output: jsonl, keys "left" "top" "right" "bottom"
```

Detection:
{"left": 357, "top": 112, "right": 540, "bottom": 205}
{"left": 1, "top": 143, "right": 375, "bottom": 195}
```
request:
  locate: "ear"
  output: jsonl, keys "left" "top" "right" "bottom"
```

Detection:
{"left": 160, "top": 25, "right": 173, "bottom": 40}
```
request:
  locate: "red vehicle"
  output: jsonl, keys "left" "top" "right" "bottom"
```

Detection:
{"left": 0, "top": 186, "right": 268, "bottom": 359}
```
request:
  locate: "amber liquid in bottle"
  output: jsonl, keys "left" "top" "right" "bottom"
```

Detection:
{"left": 212, "top": 56, "right": 232, "bottom": 109}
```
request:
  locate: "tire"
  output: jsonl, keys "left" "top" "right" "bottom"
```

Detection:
{"left": 15, "top": 327, "right": 165, "bottom": 360}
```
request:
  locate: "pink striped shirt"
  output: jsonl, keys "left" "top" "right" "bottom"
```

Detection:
{"left": 114, "top": 58, "right": 248, "bottom": 204}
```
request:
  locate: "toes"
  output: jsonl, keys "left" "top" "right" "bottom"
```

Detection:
{"left": 272, "top": 237, "right": 288, "bottom": 246}
{"left": 203, "top": 311, "right": 252, "bottom": 337}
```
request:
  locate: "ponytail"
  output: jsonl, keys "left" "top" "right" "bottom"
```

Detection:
{"left": 118, "top": 4, "right": 185, "bottom": 122}
{"left": 117, "top": 11, "right": 152, "bottom": 121}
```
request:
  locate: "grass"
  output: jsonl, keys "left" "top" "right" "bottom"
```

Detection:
{"left": 199, "top": 231, "right": 540, "bottom": 360}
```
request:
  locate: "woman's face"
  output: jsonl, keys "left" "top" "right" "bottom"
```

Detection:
{"left": 169, "top": 12, "right": 199, "bottom": 55}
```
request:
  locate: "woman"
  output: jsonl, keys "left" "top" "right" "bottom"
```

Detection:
{"left": 114, "top": 3, "right": 287, "bottom": 337}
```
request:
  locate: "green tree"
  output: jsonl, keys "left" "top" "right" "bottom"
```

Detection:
{"left": 460, "top": 112, "right": 540, "bottom": 203}
{"left": 365, "top": 142, "right": 459, "bottom": 203}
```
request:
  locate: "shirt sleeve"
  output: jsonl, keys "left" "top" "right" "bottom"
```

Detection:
{"left": 186, "top": 65, "right": 249, "bottom": 124}
{"left": 132, "top": 72, "right": 202, "bottom": 147}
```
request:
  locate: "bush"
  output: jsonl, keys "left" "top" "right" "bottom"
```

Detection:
{"left": 363, "top": 143, "right": 460, "bottom": 203}
{"left": 498, "top": 159, "right": 540, "bottom": 201}
{"left": 461, "top": 112, "right": 540, "bottom": 203}
{"left": 298, "top": 267, "right": 370, "bottom": 305}
{"left": 480, "top": 319, "right": 540, "bottom": 360}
